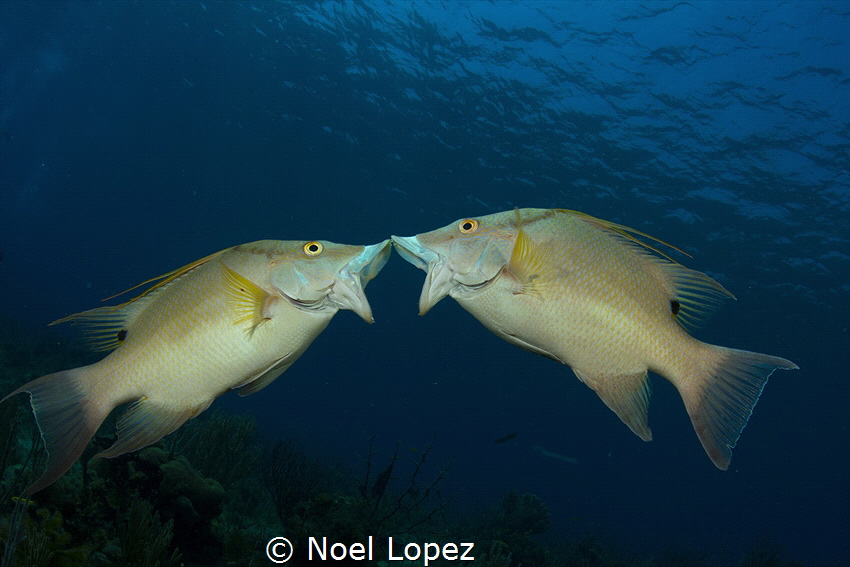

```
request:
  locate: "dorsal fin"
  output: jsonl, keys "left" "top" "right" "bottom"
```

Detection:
{"left": 561, "top": 210, "right": 734, "bottom": 331}
{"left": 557, "top": 209, "right": 689, "bottom": 262}
{"left": 49, "top": 304, "right": 139, "bottom": 352}
{"left": 102, "top": 247, "right": 232, "bottom": 307}
{"left": 50, "top": 247, "right": 233, "bottom": 351}
{"left": 663, "top": 264, "right": 734, "bottom": 332}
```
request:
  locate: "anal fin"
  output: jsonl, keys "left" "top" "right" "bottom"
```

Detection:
{"left": 95, "top": 398, "right": 205, "bottom": 459}
{"left": 573, "top": 368, "right": 652, "bottom": 441}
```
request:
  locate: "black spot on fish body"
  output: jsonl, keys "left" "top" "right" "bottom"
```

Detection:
{"left": 670, "top": 300, "right": 680, "bottom": 315}
{"left": 117, "top": 329, "right": 127, "bottom": 342}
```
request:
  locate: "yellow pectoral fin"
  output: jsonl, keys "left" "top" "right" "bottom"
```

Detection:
{"left": 222, "top": 263, "right": 270, "bottom": 336}
{"left": 508, "top": 210, "right": 557, "bottom": 299}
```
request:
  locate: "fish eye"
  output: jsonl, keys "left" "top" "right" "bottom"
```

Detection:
{"left": 458, "top": 219, "right": 479, "bottom": 234}
{"left": 303, "top": 241, "right": 324, "bottom": 256}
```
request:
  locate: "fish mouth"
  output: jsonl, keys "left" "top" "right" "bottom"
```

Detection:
{"left": 391, "top": 235, "right": 457, "bottom": 315}
{"left": 329, "top": 239, "right": 392, "bottom": 323}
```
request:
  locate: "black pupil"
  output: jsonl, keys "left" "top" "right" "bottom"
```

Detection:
{"left": 670, "top": 300, "right": 680, "bottom": 315}
{"left": 308, "top": 244, "right": 318, "bottom": 252}
{"left": 462, "top": 222, "right": 473, "bottom": 231}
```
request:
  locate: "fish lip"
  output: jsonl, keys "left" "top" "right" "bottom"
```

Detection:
{"left": 329, "top": 239, "right": 392, "bottom": 323}
{"left": 350, "top": 239, "right": 393, "bottom": 285}
{"left": 391, "top": 235, "right": 456, "bottom": 315}
{"left": 390, "top": 235, "right": 436, "bottom": 270}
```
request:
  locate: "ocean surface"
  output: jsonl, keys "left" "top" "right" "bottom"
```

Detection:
{"left": 0, "top": 1, "right": 847, "bottom": 565}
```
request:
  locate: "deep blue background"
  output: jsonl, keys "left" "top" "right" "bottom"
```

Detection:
{"left": 1, "top": 1, "right": 847, "bottom": 564}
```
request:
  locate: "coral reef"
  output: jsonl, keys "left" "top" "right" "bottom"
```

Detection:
{"left": 477, "top": 489, "right": 553, "bottom": 566}
{"left": 262, "top": 437, "right": 326, "bottom": 530}
{"left": 115, "top": 495, "right": 181, "bottom": 567}
{"left": 162, "top": 409, "right": 259, "bottom": 489}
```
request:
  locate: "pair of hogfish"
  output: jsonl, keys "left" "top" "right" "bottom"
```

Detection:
{"left": 4, "top": 208, "right": 797, "bottom": 493}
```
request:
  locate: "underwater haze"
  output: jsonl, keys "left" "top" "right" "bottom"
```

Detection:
{"left": 0, "top": 1, "right": 847, "bottom": 566}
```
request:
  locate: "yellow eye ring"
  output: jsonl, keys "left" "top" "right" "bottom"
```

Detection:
{"left": 458, "top": 219, "right": 479, "bottom": 234}
{"left": 303, "top": 241, "right": 324, "bottom": 256}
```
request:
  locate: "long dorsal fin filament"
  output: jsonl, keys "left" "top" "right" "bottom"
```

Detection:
{"left": 558, "top": 209, "right": 690, "bottom": 263}
{"left": 101, "top": 247, "right": 232, "bottom": 307}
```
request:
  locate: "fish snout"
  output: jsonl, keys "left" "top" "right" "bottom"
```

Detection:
{"left": 390, "top": 235, "right": 434, "bottom": 271}
{"left": 354, "top": 239, "right": 392, "bottom": 285}
{"left": 330, "top": 240, "right": 392, "bottom": 323}
{"left": 391, "top": 235, "right": 454, "bottom": 315}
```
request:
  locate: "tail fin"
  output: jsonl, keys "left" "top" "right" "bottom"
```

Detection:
{"left": 679, "top": 346, "right": 797, "bottom": 470}
{"left": 2, "top": 367, "right": 111, "bottom": 494}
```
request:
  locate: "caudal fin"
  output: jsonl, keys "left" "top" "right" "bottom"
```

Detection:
{"left": 680, "top": 346, "right": 798, "bottom": 470}
{"left": 2, "top": 367, "right": 110, "bottom": 494}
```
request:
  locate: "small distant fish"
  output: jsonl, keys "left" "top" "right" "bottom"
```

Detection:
{"left": 494, "top": 432, "right": 518, "bottom": 444}
{"left": 4, "top": 239, "right": 391, "bottom": 493}
{"left": 392, "top": 208, "right": 797, "bottom": 469}
{"left": 533, "top": 445, "right": 578, "bottom": 464}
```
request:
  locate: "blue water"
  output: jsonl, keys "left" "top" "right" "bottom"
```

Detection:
{"left": 0, "top": 1, "right": 847, "bottom": 565}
